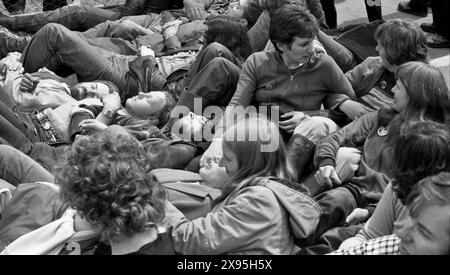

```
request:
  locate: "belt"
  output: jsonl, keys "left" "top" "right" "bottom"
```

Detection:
{"left": 32, "top": 111, "right": 63, "bottom": 145}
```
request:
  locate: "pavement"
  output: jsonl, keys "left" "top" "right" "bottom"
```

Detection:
{"left": 336, "top": 0, "right": 450, "bottom": 87}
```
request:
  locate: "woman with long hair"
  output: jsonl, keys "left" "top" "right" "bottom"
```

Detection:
{"left": 338, "top": 121, "right": 450, "bottom": 251}
{"left": 310, "top": 61, "right": 449, "bottom": 243}
{"left": 165, "top": 117, "right": 321, "bottom": 254}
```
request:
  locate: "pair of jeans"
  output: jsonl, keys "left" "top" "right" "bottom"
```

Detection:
{"left": 0, "top": 86, "right": 38, "bottom": 154}
{"left": 175, "top": 43, "right": 241, "bottom": 113}
{"left": 21, "top": 23, "right": 132, "bottom": 97}
{"left": 1, "top": 0, "right": 66, "bottom": 13}
{"left": 0, "top": 5, "right": 123, "bottom": 33}
{"left": 0, "top": 145, "right": 54, "bottom": 186}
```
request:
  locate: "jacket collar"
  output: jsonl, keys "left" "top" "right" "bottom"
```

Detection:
{"left": 110, "top": 226, "right": 165, "bottom": 255}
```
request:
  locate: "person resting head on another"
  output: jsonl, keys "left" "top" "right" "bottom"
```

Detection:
{"left": 330, "top": 172, "right": 450, "bottom": 255}
{"left": 164, "top": 116, "right": 321, "bottom": 255}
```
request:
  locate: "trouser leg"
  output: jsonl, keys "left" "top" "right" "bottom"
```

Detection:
{"left": 431, "top": 0, "right": 450, "bottom": 39}
{"left": 0, "top": 145, "right": 54, "bottom": 186}
{"left": 320, "top": 0, "right": 337, "bottom": 29}
{"left": 364, "top": 0, "right": 382, "bottom": 22}
{"left": 0, "top": 5, "right": 122, "bottom": 33}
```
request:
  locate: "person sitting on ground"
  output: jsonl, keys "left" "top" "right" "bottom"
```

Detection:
{"left": 305, "top": 61, "right": 449, "bottom": 253}
{"left": 335, "top": 121, "right": 450, "bottom": 253}
{"left": 325, "top": 19, "right": 430, "bottom": 124}
{"left": 164, "top": 116, "right": 321, "bottom": 254}
{"left": 197, "top": 5, "right": 357, "bottom": 182}
{"left": 330, "top": 172, "right": 450, "bottom": 255}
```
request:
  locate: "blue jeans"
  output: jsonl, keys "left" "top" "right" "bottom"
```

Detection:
{"left": 0, "top": 5, "right": 123, "bottom": 33}
{"left": 0, "top": 86, "right": 38, "bottom": 154}
{"left": 0, "top": 145, "right": 54, "bottom": 186}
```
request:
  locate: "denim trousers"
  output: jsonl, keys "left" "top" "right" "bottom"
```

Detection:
{"left": 20, "top": 23, "right": 131, "bottom": 95}
{"left": 0, "top": 145, "right": 55, "bottom": 186}
{"left": 0, "top": 86, "right": 38, "bottom": 154}
{"left": 0, "top": 5, "right": 123, "bottom": 33}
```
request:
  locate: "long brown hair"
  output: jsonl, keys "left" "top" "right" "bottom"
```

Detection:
{"left": 219, "top": 116, "right": 297, "bottom": 199}
{"left": 378, "top": 61, "right": 450, "bottom": 132}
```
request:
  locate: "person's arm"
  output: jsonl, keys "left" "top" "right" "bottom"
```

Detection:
{"left": 339, "top": 183, "right": 399, "bottom": 250}
{"left": 168, "top": 186, "right": 279, "bottom": 255}
{"left": 314, "top": 111, "right": 378, "bottom": 168}
{"left": 247, "top": 10, "right": 270, "bottom": 53}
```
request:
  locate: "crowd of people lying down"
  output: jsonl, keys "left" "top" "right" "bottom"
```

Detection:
{"left": 0, "top": 0, "right": 449, "bottom": 255}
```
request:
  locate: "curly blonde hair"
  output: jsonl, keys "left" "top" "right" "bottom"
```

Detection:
{"left": 57, "top": 131, "right": 166, "bottom": 242}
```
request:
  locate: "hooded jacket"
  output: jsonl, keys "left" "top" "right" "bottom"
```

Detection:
{"left": 166, "top": 177, "right": 321, "bottom": 255}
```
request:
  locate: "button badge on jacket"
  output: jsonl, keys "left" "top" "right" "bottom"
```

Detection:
{"left": 377, "top": 126, "right": 388, "bottom": 137}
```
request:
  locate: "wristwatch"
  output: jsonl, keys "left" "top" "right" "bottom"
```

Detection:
{"left": 103, "top": 108, "right": 116, "bottom": 119}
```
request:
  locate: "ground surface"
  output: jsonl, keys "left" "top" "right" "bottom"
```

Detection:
{"left": 1, "top": 0, "right": 449, "bottom": 86}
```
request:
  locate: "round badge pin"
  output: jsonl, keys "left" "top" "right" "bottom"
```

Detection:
{"left": 380, "top": 81, "right": 387, "bottom": 90}
{"left": 377, "top": 127, "right": 388, "bottom": 137}
{"left": 43, "top": 121, "right": 51, "bottom": 131}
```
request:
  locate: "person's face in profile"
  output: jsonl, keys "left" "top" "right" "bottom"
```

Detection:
{"left": 72, "top": 82, "right": 111, "bottom": 100}
{"left": 397, "top": 204, "right": 450, "bottom": 255}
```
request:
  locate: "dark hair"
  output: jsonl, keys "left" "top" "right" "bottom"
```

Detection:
{"left": 242, "top": 1, "right": 264, "bottom": 29}
{"left": 217, "top": 117, "right": 302, "bottom": 202}
{"left": 57, "top": 131, "right": 166, "bottom": 242}
{"left": 70, "top": 80, "right": 119, "bottom": 100}
{"left": 157, "top": 91, "right": 176, "bottom": 128}
{"left": 269, "top": 5, "right": 319, "bottom": 53}
{"left": 378, "top": 62, "right": 450, "bottom": 128}
{"left": 204, "top": 15, "right": 252, "bottom": 61}
{"left": 374, "top": 19, "right": 428, "bottom": 66}
{"left": 391, "top": 121, "right": 450, "bottom": 204}
{"left": 265, "top": 0, "right": 308, "bottom": 14}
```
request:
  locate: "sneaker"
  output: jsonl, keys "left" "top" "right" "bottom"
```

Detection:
{"left": 397, "top": 1, "right": 428, "bottom": 17}
{"left": 427, "top": 33, "right": 450, "bottom": 48}
{"left": 420, "top": 22, "right": 438, "bottom": 34}
{"left": 0, "top": 25, "right": 31, "bottom": 59}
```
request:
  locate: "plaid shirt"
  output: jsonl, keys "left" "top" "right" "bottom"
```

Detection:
{"left": 329, "top": 235, "right": 401, "bottom": 255}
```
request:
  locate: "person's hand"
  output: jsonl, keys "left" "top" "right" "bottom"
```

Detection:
{"left": 339, "top": 100, "right": 372, "bottom": 120}
{"left": 345, "top": 208, "right": 370, "bottom": 225}
{"left": 315, "top": 165, "right": 342, "bottom": 189}
{"left": 100, "top": 92, "right": 121, "bottom": 111}
{"left": 279, "top": 111, "right": 308, "bottom": 133}
{"left": 79, "top": 119, "right": 108, "bottom": 134}
{"left": 338, "top": 235, "right": 367, "bottom": 251}
{"left": 312, "top": 39, "right": 327, "bottom": 55}
{"left": 19, "top": 73, "right": 39, "bottom": 93}
{"left": 199, "top": 160, "right": 229, "bottom": 190}
{"left": 163, "top": 19, "right": 182, "bottom": 39}
{"left": 200, "top": 138, "right": 223, "bottom": 169}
